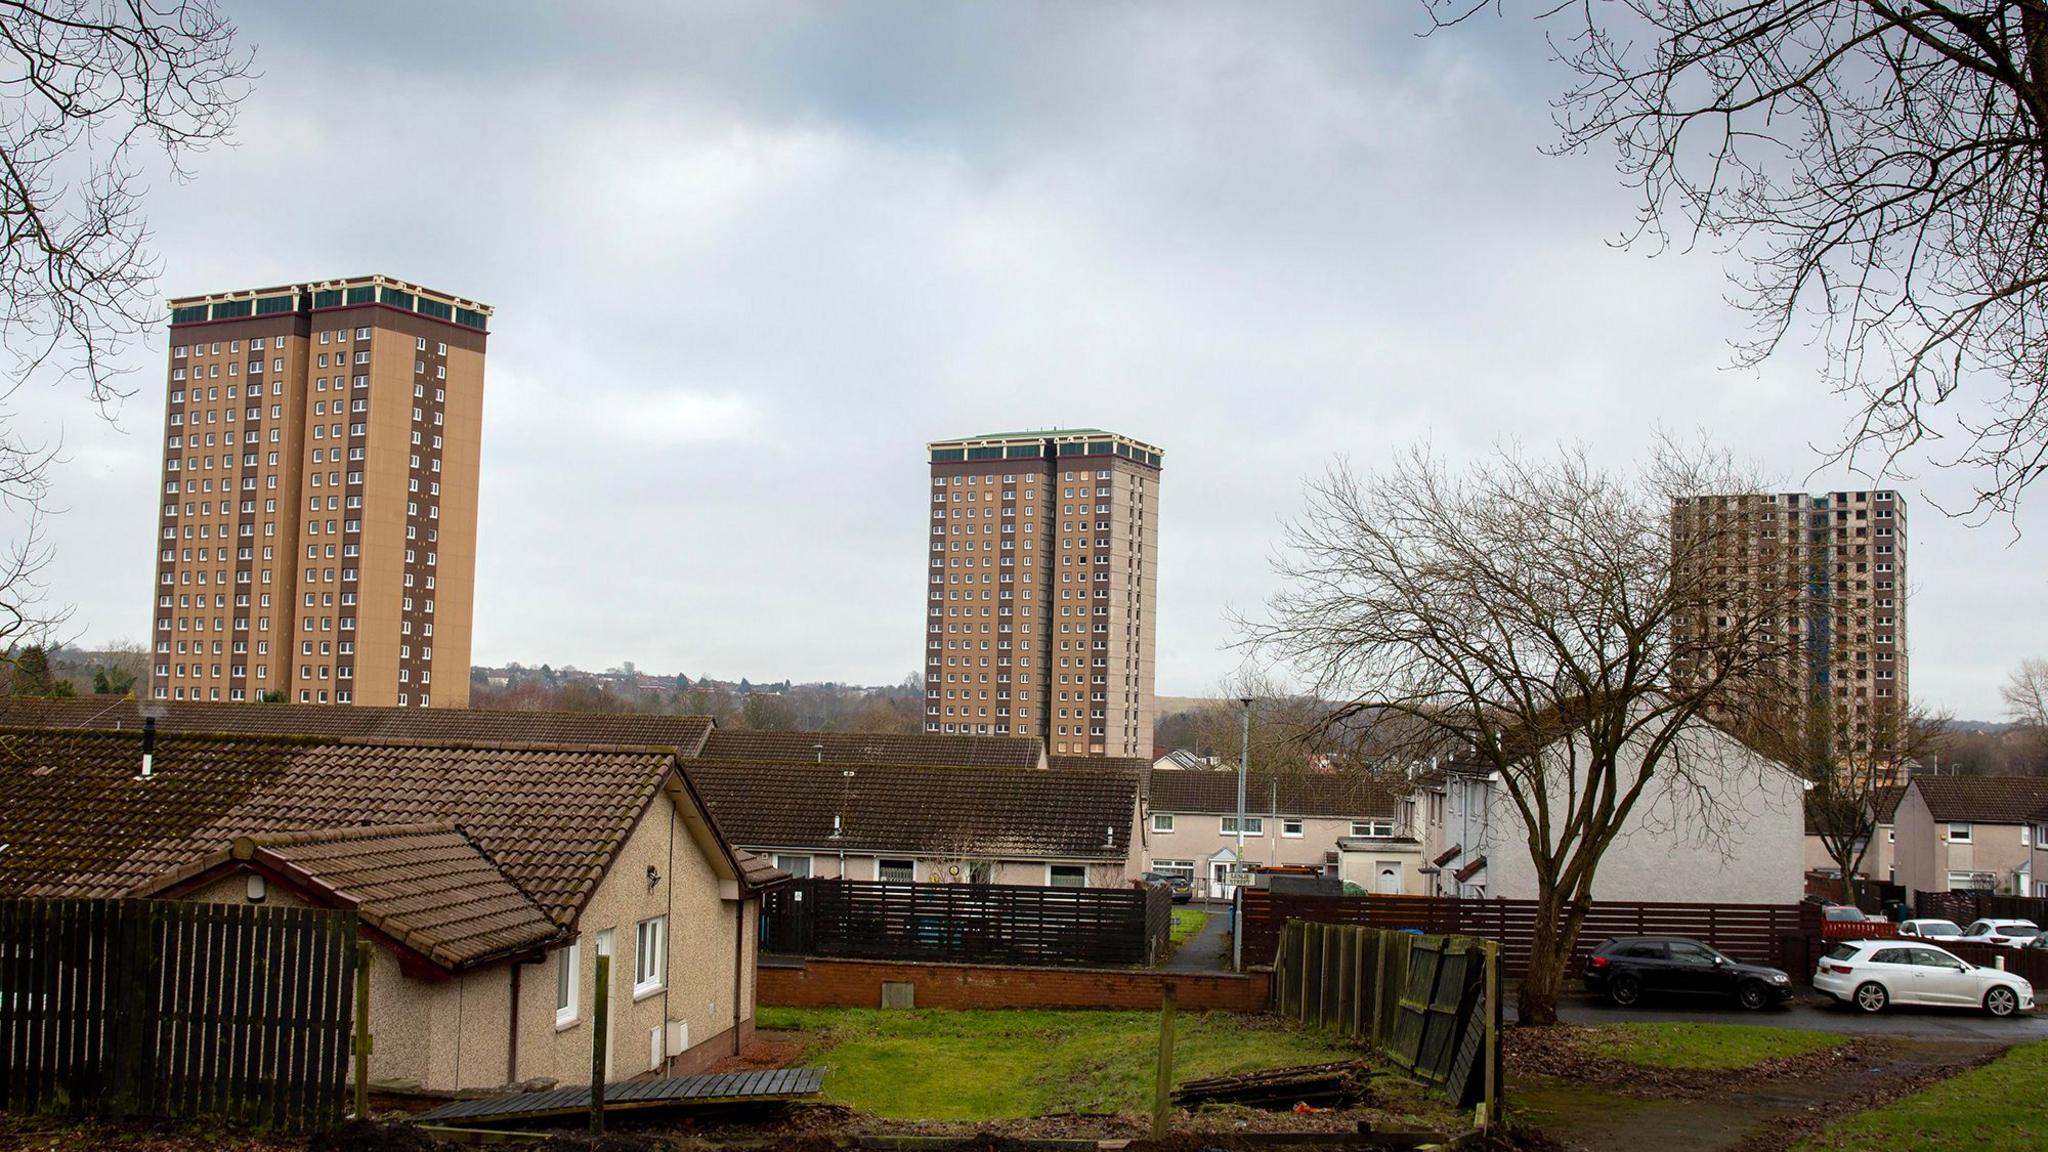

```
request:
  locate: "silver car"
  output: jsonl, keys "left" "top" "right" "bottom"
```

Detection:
{"left": 1812, "top": 939, "right": 2035, "bottom": 1017}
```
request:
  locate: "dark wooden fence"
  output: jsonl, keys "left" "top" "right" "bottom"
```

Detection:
{"left": 0, "top": 898, "right": 358, "bottom": 1132}
{"left": 760, "top": 878, "right": 1173, "bottom": 967}
{"left": 1269, "top": 920, "right": 1500, "bottom": 1115}
{"left": 1914, "top": 889, "right": 2048, "bottom": 926}
{"left": 1240, "top": 891, "right": 1820, "bottom": 982}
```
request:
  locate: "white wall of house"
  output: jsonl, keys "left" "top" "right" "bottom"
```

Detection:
{"left": 1436, "top": 720, "right": 1805, "bottom": 904}
{"left": 1336, "top": 842, "right": 1427, "bottom": 894}
{"left": 1140, "top": 809, "right": 1402, "bottom": 897}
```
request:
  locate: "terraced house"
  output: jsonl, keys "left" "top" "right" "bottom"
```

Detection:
{"left": 0, "top": 713, "right": 783, "bottom": 1096}
{"left": 1140, "top": 766, "right": 1413, "bottom": 900}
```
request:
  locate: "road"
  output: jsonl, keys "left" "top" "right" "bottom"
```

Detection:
{"left": 1536, "top": 988, "right": 2048, "bottom": 1041}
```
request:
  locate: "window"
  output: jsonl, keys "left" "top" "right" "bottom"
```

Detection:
{"left": 554, "top": 944, "right": 579, "bottom": 1027}
{"left": 1049, "top": 864, "right": 1087, "bottom": 888}
{"left": 1948, "top": 822, "right": 1973, "bottom": 844}
{"left": 774, "top": 854, "right": 813, "bottom": 878}
{"left": 1151, "top": 812, "right": 1175, "bottom": 833}
{"left": 633, "top": 917, "right": 666, "bottom": 996}
{"left": 1948, "top": 871, "right": 1993, "bottom": 891}
{"left": 1351, "top": 819, "right": 1394, "bottom": 838}
{"left": 1281, "top": 818, "right": 1305, "bottom": 838}
{"left": 878, "top": 859, "right": 915, "bottom": 883}
{"left": 1219, "top": 815, "right": 1264, "bottom": 836}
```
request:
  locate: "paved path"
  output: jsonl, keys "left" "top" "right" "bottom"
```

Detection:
{"left": 1163, "top": 907, "right": 1231, "bottom": 972}
{"left": 1540, "top": 989, "right": 2048, "bottom": 1041}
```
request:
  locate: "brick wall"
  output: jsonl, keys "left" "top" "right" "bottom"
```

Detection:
{"left": 757, "top": 958, "right": 1270, "bottom": 1012}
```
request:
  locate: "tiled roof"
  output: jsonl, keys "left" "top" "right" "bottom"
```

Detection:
{"left": 1909, "top": 775, "right": 2048, "bottom": 824}
{"left": 697, "top": 729, "right": 1043, "bottom": 769}
{"left": 144, "top": 823, "right": 562, "bottom": 971}
{"left": 0, "top": 697, "right": 714, "bottom": 753}
{"left": 1146, "top": 768, "right": 1399, "bottom": 818}
{"left": 687, "top": 759, "right": 1137, "bottom": 860}
{"left": 1049, "top": 755, "right": 1152, "bottom": 776}
{"left": 0, "top": 728, "right": 684, "bottom": 923}
{"left": 734, "top": 848, "right": 789, "bottom": 889}
{"left": 1873, "top": 784, "right": 1908, "bottom": 823}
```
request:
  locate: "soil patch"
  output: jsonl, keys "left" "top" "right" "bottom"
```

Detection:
{"left": 1506, "top": 1026, "right": 1882, "bottom": 1099}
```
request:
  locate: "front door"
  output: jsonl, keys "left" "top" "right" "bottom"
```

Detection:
{"left": 1211, "top": 859, "right": 1234, "bottom": 901}
{"left": 1375, "top": 863, "right": 1401, "bottom": 894}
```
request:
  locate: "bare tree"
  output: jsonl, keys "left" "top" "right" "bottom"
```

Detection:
{"left": 1435, "top": 1, "right": 2048, "bottom": 518}
{"left": 1246, "top": 441, "right": 1800, "bottom": 1025}
{"left": 2001, "top": 658, "right": 2048, "bottom": 729}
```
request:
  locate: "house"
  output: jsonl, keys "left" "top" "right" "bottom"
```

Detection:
{"left": 2029, "top": 798, "right": 2048, "bottom": 898}
{"left": 1801, "top": 783, "right": 1905, "bottom": 883}
{"left": 687, "top": 758, "right": 1144, "bottom": 887}
{"left": 1891, "top": 775, "right": 2048, "bottom": 896}
{"left": 1141, "top": 768, "right": 1413, "bottom": 899}
{"left": 0, "top": 725, "right": 782, "bottom": 1095}
{"left": 1417, "top": 714, "right": 1806, "bottom": 903}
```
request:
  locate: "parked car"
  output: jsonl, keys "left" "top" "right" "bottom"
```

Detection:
{"left": 1897, "top": 918, "right": 1965, "bottom": 939}
{"left": 1821, "top": 905, "right": 1868, "bottom": 922}
{"left": 1582, "top": 936, "right": 1796, "bottom": 1011}
{"left": 1959, "top": 919, "right": 2041, "bottom": 948}
{"left": 1141, "top": 871, "right": 1193, "bottom": 903}
{"left": 1813, "top": 939, "right": 2035, "bottom": 1017}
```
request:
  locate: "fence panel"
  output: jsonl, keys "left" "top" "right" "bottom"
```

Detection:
{"left": 1241, "top": 890, "right": 1821, "bottom": 981}
{"left": 759, "top": 878, "right": 1160, "bottom": 967}
{"left": 0, "top": 898, "right": 355, "bottom": 1133}
{"left": 1915, "top": 890, "right": 2048, "bottom": 927}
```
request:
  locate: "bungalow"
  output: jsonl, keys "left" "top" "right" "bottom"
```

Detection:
{"left": 1891, "top": 775, "right": 2048, "bottom": 896}
{"left": 1141, "top": 767, "right": 1414, "bottom": 899}
{"left": 0, "top": 725, "right": 782, "bottom": 1095}
{"left": 687, "top": 758, "right": 1144, "bottom": 888}
{"left": 1417, "top": 714, "right": 1806, "bottom": 903}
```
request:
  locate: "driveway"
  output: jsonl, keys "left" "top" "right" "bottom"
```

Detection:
{"left": 1162, "top": 907, "right": 1231, "bottom": 972}
{"left": 1538, "top": 989, "right": 2048, "bottom": 1041}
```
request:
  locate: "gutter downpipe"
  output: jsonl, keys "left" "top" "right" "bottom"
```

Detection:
{"left": 732, "top": 897, "right": 745, "bottom": 1056}
{"left": 506, "top": 960, "right": 521, "bottom": 1087}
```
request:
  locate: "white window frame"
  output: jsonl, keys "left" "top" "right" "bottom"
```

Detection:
{"left": 878, "top": 858, "right": 915, "bottom": 883}
{"left": 1150, "top": 812, "right": 1174, "bottom": 834}
{"left": 1219, "top": 815, "right": 1264, "bottom": 836}
{"left": 1281, "top": 818, "right": 1305, "bottom": 838}
{"left": 554, "top": 944, "right": 579, "bottom": 1028}
{"left": 1047, "top": 863, "right": 1088, "bottom": 888}
{"left": 1351, "top": 819, "right": 1395, "bottom": 838}
{"left": 1948, "top": 822, "right": 1973, "bottom": 844}
{"left": 774, "top": 853, "right": 813, "bottom": 878}
{"left": 633, "top": 916, "right": 666, "bottom": 998}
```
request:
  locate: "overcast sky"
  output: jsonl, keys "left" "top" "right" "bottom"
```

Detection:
{"left": 17, "top": 1, "right": 2047, "bottom": 718}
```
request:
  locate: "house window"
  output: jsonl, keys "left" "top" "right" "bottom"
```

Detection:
{"left": 1948, "top": 822, "right": 1973, "bottom": 844}
{"left": 1351, "top": 819, "right": 1394, "bottom": 838}
{"left": 879, "top": 859, "right": 915, "bottom": 883}
{"left": 1151, "top": 860, "right": 1195, "bottom": 885}
{"left": 968, "top": 861, "right": 993, "bottom": 884}
{"left": 1219, "top": 816, "right": 1264, "bottom": 836}
{"left": 774, "top": 854, "right": 813, "bottom": 878}
{"left": 1151, "top": 813, "right": 1175, "bottom": 833}
{"left": 554, "top": 945, "right": 579, "bottom": 1028}
{"left": 1281, "top": 818, "right": 1305, "bottom": 838}
{"left": 1049, "top": 864, "right": 1087, "bottom": 888}
{"left": 1948, "top": 871, "right": 1993, "bottom": 891}
{"left": 633, "top": 916, "right": 666, "bottom": 996}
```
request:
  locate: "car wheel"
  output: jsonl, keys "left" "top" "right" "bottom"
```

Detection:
{"left": 1737, "top": 981, "right": 1770, "bottom": 1011}
{"left": 1608, "top": 974, "right": 1642, "bottom": 1008}
{"left": 1985, "top": 987, "right": 2019, "bottom": 1018}
{"left": 1853, "top": 981, "right": 1889, "bottom": 1013}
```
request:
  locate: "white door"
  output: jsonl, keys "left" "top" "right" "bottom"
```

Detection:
{"left": 594, "top": 928, "right": 615, "bottom": 1082}
{"left": 1866, "top": 947, "right": 1925, "bottom": 1006}
{"left": 1211, "top": 859, "right": 1234, "bottom": 901}
{"left": 1375, "top": 863, "right": 1401, "bottom": 894}
{"left": 1908, "top": 948, "right": 1979, "bottom": 1005}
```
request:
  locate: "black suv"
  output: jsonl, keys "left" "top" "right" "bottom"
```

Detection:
{"left": 1583, "top": 936, "right": 1796, "bottom": 1011}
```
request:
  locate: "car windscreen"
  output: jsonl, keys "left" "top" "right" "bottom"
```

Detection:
{"left": 1918, "top": 923, "right": 1962, "bottom": 936}
{"left": 1822, "top": 943, "right": 1859, "bottom": 961}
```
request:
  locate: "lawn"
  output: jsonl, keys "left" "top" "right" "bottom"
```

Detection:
{"left": 1169, "top": 907, "right": 1208, "bottom": 945}
{"left": 757, "top": 1006, "right": 1356, "bottom": 1120}
{"left": 1798, "top": 1040, "right": 2048, "bottom": 1151}
{"left": 1577, "top": 1022, "right": 1845, "bottom": 1069}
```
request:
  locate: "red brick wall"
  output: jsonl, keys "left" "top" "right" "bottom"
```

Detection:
{"left": 757, "top": 959, "right": 1270, "bottom": 1012}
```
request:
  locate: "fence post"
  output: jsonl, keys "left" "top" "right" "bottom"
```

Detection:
{"left": 351, "top": 941, "right": 372, "bottom": 1120}
{"left": 1480, "top": 940, "right": 1501, "bottom": 1130}
{"left": 591, "top": 954, "right": 610, "bottom": 1135}
{"left": 1152, "top": 982, "right": 1176, "bottom": 1140}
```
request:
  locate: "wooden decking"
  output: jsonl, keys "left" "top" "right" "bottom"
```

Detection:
{"left": 408, "top": 1067, "right": 825, "bottom": 1124}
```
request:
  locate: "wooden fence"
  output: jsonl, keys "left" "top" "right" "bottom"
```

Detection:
{"left": 1240, "top": 891, "right": 1820, "bottom": 981}
{"left": 0, "top": 898, "right": 358, "bottom": 1132}
{"left": 1269, "top": 920, "right": 1500, "bottom": 1116}
{"left": 760, "top": 878, "right": 1173, "bottom": 968}
{"left": 1915, "top": 890, "right": 2048, "bottom": 926}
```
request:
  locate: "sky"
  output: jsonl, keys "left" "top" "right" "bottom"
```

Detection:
{"left": 14, "top": 1, "right": 2046, "bottom": 718}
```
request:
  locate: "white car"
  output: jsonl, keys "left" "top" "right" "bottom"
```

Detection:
{"left": 1813, "top": 940, "right": 2035, "bottom": 1017}
{"left": 1959, "top": 919, "right": 2041, "bottom": 948}
{"left": 1897, "top": 918, "right": 1964, "bottom": 939}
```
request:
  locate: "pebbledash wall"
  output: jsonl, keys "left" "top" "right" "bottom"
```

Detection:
{"left": 757, "top": 957, "right": 1268, "bottom": 1012}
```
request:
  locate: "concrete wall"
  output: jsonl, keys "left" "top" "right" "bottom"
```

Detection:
{"left": 757, "top": 957, "right": 1268, "bottom": 1012}
{"left": 1336, "top": 844, "right": 1427, "bottom": 895}
{"left": 1444, "top": 720, "right": 1805, "bottom": 904}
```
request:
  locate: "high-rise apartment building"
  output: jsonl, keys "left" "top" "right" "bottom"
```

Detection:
{"left": 924, "top": 430, "right": 1163, "bottom": 756}
{"left": 1674, "top": 489, "right": 1908, "bottom": 756}
{"left": 151, "top": 275, "right": 490, "bottom": 708}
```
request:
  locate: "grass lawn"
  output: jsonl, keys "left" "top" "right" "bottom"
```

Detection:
{"left": 1580, "top": 1022, "right": 1845, "bottom": 1069}
{"left": 1169, "top": 907, "right": 1209, "bottom": 945}
{"left": 757, "top": 1006, "right": 1356, "bottom": 1120}
{"left": 1798, "top": 1040, "right": 2048, "bottom": 1151}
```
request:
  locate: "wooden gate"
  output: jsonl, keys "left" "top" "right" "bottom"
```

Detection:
{"left": 0, "top": 898, "right": 357, "bottom": 1132}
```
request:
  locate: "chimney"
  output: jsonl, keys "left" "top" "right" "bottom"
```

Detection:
{"left": 138, "top": 716, "right": 157, "bottom": 780}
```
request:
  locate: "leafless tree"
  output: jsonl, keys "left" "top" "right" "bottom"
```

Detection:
{"left": 1245, "top": 441, "right": 1802, "bottom": 1025}
{"left": 2001, "top": 657, "right": 2048, "bottom": 729}
{"left": 1435, "top": 1, "right": 2048, "bottom": 518}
